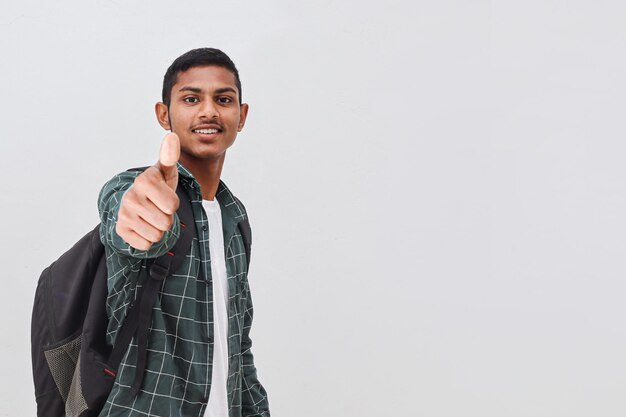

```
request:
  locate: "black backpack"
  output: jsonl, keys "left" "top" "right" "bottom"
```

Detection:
{"left": 31, "top": 177, "right": 252, "bottom": 417}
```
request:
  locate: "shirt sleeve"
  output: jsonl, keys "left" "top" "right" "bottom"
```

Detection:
{"left": 241, "top": 288, "right": 271, "bottom": 417}
{"left": 97, "top": 169, "right": 180, "bottom": 259}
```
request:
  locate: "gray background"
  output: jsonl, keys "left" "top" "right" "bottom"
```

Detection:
{"left": 1, "top": 1, "right": 625, "bottom": 416}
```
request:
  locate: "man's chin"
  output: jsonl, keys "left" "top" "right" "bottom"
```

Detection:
{"left": 180, "top": 149, "right": 227, "bottom": 164}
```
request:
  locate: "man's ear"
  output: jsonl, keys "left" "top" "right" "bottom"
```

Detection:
{"left": 238, "top": 103, "right": 249, "bottom": 132}
{"left": 155, "top": 102, "right": 171, "bottom": 130}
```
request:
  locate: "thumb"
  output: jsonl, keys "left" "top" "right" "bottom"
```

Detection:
{"left": 156, "top": 132, "right": 180, "bottom": 190}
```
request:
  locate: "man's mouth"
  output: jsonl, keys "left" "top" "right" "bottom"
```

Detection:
{"left": 193, "top": 128, "right": 221, "bottom": 134}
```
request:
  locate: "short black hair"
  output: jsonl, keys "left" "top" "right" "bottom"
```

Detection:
{"left": 162, "top": 48, "right": 242, "bottom": 106}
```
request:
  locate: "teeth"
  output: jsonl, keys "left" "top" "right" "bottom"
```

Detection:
{"left": 194, "top": 128, "right": 219, "bottom": 134}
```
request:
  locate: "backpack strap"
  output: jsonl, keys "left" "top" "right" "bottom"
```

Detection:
{"left": 237, "top": 218, "right": 252, "bottom": 271}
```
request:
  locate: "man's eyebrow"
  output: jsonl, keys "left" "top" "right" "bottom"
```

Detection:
{"left": 178, "top": 86, "right": 202, "bottom": 93}
{"left": 214, "top": 87, "right": 238, "bottom": 95}
{"left": 177, "top": 86, "right": 238, "bottom": 95}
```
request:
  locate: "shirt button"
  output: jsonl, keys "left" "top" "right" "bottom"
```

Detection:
{"left": 207, "top": 336, "right": 214, "bottom": 343}
{"left": 202, "top": 225, "right": 208, "bottom": 231}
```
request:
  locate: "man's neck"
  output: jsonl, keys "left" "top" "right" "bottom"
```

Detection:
{"left": 179, "top": 154, "right": 225, "bottom": 201}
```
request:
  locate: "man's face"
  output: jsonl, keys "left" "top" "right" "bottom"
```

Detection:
{"left": 155, "top": 65, "right": 248, "bottom": 165}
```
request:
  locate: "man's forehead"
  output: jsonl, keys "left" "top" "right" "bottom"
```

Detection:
{"left": 173, "top": 65, "right": 237, "bottom": 91}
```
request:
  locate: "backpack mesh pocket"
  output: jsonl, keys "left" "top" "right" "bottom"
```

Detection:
{"left": 66, "top": 353, "right": 88, "bottom": 417}
{"left": 43, "top": 335, "right": 81, "bottom": 401}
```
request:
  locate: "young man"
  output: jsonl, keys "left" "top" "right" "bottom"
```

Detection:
{"left": 97, "top": 48, "right": 270, "bottom": 417}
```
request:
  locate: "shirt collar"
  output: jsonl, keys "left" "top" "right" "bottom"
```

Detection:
{"left": 176, "top": 162, "right": 248, "bottom": 225}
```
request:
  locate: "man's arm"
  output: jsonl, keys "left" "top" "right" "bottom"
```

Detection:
{"left": 241, "top": 289, "right": 271, "bottom": 417}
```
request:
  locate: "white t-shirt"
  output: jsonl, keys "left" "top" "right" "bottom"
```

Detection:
{"left": 202, "top": 198, "right": 229, "bottom": 417}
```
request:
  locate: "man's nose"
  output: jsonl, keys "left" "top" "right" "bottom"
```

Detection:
{"left": 198, "top": 99, "right": 219, "bottom": 119}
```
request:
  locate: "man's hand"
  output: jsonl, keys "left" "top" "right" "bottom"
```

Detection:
{"left": 115, "top": 133, "right": 181, "bottom": 251}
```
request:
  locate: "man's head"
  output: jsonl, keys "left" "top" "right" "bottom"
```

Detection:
{"left": 162, "top": 48, "right": 243, "bottom": 106}
{"left": 155, "top": 48, "right": 249, "bottom": 166}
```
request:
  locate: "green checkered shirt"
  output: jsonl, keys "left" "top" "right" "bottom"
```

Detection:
{"left": 97, "top": 164, "right": 270, "bottom": 417}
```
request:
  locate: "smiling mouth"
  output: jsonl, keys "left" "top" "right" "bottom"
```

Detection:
{"left": 193, "top": 128, "right": 221, "bottom": 134}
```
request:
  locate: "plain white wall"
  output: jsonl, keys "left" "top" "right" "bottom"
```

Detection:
{"left": 2, "top": 1, "right": 626, "bottom": 416}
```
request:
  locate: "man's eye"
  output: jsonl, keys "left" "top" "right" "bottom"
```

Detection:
{"left": 183, "top": 97, "right": 199, "bottom": 103}
{"left": 217, "top": 96, "right": 233, "bottom": 104}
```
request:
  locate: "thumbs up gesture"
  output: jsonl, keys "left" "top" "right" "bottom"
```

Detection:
{"left": 116, "top": 133, "right": 182, "bottom": 251}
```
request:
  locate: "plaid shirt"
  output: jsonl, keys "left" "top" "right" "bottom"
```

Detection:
{"left": 97, "top": 164, "right": 270, "bottom": 417}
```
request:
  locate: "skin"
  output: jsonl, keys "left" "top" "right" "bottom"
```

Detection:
{"left": 115, "top": 65, "right": 250, "bottom": 251}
